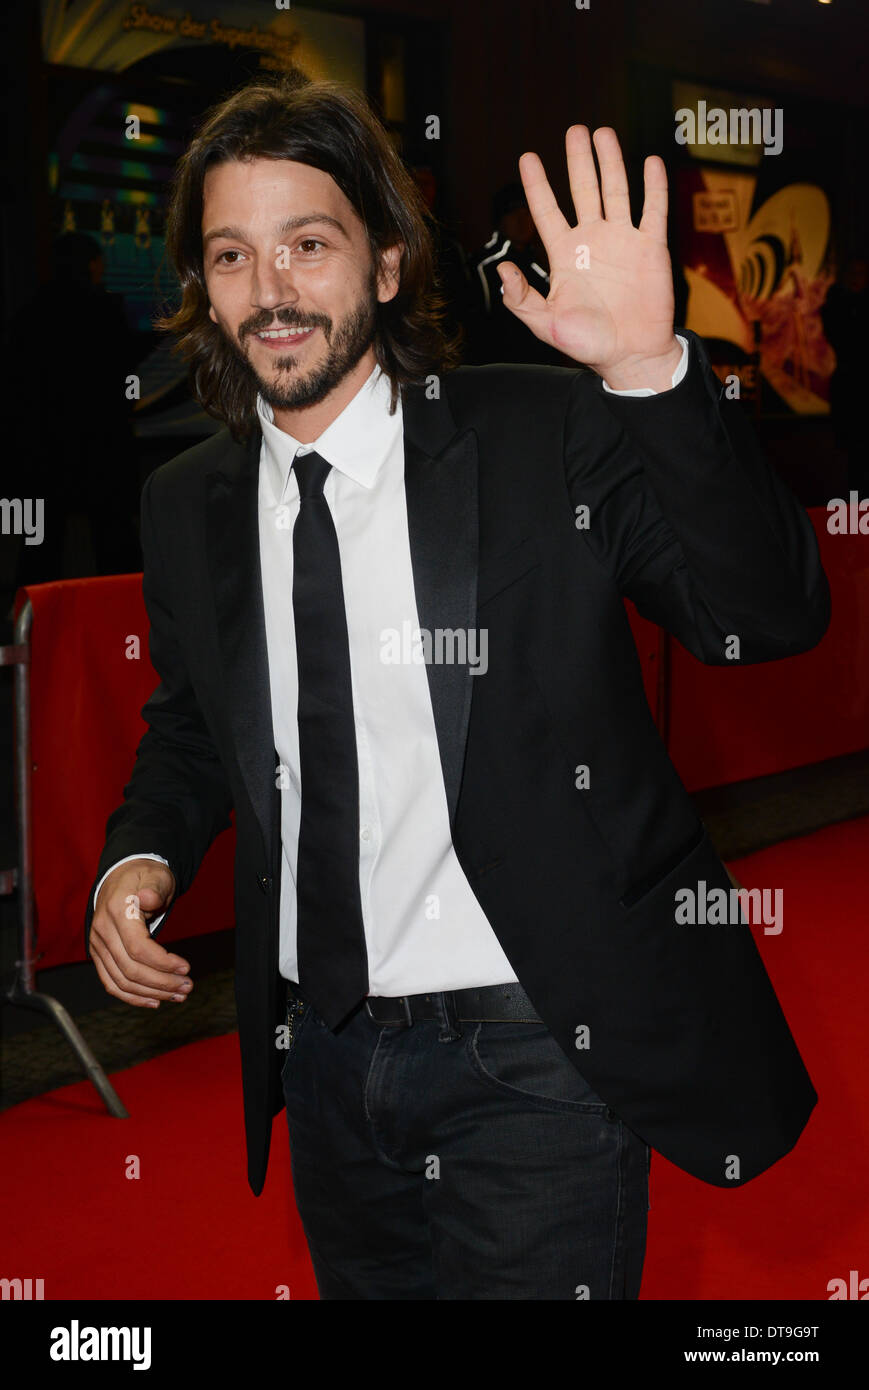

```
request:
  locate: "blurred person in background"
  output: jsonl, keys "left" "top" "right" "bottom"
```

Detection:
{"left": 465, "top": 181, "right": 569, "bottom": 366}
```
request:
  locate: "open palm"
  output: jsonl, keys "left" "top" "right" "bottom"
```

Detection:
{"left": 500, "top": 126, "right": 678, "bottom": 380}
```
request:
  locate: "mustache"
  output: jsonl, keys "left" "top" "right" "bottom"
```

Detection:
{"left": 239, "top": 308, "right": 330, "bottom": 338}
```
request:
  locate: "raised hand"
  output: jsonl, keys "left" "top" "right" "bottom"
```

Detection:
{"left": 499, "top": 125, "right": 682, "bottom": 390}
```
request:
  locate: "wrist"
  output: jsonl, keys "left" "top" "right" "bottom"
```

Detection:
{"left": 598, "top": 338, "right": 683, "bottom": 393}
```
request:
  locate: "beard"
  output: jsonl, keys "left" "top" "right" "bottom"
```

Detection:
{"left": 223, "top": 266, "right": 380, "bottom": 413}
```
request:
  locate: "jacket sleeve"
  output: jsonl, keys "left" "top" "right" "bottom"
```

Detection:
{"left": 84, "top": 467, "right": 234, "bottom": 956}
{"left": 563, "top": 328, "right": 831, "bottom": 664}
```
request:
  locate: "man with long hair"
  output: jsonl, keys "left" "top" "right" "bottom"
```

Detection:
{"left": 85, "top": 75, "right": 828, "bottom": 1300}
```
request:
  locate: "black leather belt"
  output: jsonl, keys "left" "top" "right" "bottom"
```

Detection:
{"left": 286, "top": 979, "right": 541, "bottom": 1025}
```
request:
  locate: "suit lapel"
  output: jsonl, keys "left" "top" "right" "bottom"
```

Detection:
{"left": 401, "top": 381, "right": 479, "bottom": 833}
{"left": 206, "top": 430, "right": 278, "bottom": 863}
{"left": 205, "top": 377, "right": 479, "bottom": 863}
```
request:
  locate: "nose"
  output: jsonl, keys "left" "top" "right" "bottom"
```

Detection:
{"left": 250, "top": 250, "right": 300, "bottom": 314}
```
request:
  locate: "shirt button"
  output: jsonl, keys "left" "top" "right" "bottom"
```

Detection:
{"left": 360, "top": 827, "right": 371, "bottom": 841}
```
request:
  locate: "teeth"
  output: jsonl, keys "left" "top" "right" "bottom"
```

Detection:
{"left": 257, "top": 327, "right": 312, "bottom": 339}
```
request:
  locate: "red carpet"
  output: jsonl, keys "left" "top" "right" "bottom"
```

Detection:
{"left": 1, "top": 1031, "right": 318, "bottom": 1301}
{"left": 3, "top": 815, "right": 867, "bottom": 1300}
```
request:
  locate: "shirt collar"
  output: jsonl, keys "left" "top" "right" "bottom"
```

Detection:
{"left": 256, "top": 362, "right": 400, "bottom": 504}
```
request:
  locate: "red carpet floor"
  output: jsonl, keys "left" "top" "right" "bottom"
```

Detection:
{"left": 3, "top": 814, "right": 867, "bottom": 1300}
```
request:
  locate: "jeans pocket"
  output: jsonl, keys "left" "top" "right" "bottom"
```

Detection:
{"left": 467, "top": 1021, "right": 611, "bottom": 1114}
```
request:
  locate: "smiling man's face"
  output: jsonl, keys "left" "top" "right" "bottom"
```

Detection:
{"left": 203, "top": 157, "right": 400, "bottom": 428}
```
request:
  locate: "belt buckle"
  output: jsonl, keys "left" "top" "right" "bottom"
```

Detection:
{"left": 365, "top": 994, "right": 414, "bottom": 1026}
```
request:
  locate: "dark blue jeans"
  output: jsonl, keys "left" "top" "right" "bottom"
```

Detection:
{"left": 281, "top": 986, "right": 650, "bottom": 1300}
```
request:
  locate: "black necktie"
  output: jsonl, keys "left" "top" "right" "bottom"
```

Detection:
{"left": 291, "top": 449, "right": 369, "bottom": 1029}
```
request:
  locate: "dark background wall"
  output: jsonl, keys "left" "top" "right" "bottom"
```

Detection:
{"left": 3, "top": 0, "right": 866, "bottom": 318}
{"left": 360, "top": 0, "right": 868, "bottom": 257}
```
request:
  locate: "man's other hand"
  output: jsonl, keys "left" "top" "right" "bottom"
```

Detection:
{"left": 89, "top": 859, "right": 189, "bottom": 1008}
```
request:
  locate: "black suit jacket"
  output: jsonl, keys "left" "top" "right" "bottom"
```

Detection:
{"left": 85, "top": 329, "right": 830, "bottom": 1194}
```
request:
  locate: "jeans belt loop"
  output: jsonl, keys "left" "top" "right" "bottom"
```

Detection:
{"left": 442, "top": 989, "right": 463, "bottom": 1041}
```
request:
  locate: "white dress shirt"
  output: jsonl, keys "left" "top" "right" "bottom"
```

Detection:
{"left": 96, "top": 337, "right": 689, "bottom": 995}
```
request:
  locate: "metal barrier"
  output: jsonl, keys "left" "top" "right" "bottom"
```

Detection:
{"left": 1, "top": 598, "right": 127, "bottom": 1117}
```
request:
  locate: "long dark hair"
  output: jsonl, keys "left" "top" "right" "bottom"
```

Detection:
{"left": 156, "top": 73, "right": 463, "bottom": 440}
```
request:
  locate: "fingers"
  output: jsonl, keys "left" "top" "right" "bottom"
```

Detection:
{"left": 566, "top": 125, "right": 602, "bottom": 227}
{"left": 498, "top": 260, "right": 546, "bottom": 308}
{"left": 591, "top": 128, "right": 632, "bottom": 225}
{"left": 97, "top": 912, "right": 192, "bottom": 1000}
{"left": 90, "top": 949, "right": 162, "bottom": 1008}
{"left": 498, "top": 262, "right": 553, "bottom": 342}
{"left": 638, "top": 154, "right": 669, "bottom": 243}
{"left": 90, "top": 933, "right": 190, "bottom": 1007}
{"left": 532, "top": 125, "right": 664, "bottom": 240}
{"left": 517, "top": 150, "right": 569, "bottom": 257}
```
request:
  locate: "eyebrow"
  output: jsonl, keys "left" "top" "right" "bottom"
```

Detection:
{"left": 203, "top": 213, "right": 349, "bottom": 245}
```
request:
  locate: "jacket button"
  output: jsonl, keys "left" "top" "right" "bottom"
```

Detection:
{"left": 258, "top": 874, "right": 270, "bottom": 892}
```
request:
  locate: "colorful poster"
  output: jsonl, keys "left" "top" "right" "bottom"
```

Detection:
{"left": 677, "top": 164, "right": 835, "bottom": 415}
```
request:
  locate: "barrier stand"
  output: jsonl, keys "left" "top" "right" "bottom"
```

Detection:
{"left": 1, "top": 597, "right": 128, "bottom": 1117}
